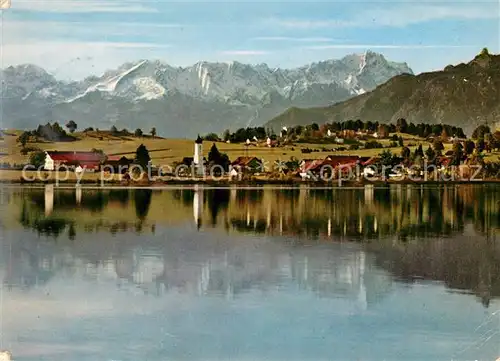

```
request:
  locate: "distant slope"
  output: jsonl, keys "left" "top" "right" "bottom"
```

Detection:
{"left": 266, "top": 51, "right": 500, "bottom": 135}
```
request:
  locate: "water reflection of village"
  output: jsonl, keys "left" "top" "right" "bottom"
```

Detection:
{"left": 1, "top": 184, "right": 499, "bottom": 306}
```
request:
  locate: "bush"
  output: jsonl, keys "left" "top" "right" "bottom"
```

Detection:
{"left": 349, "top": 144, "right": 359, "bottom": 150}
{"left": 29, "top": 151, "right": 46, "bottom": 168}
{"left": 204, "top": 133, "right": 220, "bottom": 142}
{"left": 20, "top": 146, "right": 42, "bottom": 155}
{"left": 365, "top": 140, "right": 384, "bottom": 149}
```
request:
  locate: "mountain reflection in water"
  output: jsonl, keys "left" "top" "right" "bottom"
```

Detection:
{"left": 0, "top": 185, "right": 499, "bottom": 360}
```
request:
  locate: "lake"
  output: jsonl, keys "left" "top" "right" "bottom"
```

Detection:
{"left": 0, "top": 185, "right": 499, "bottom": 361}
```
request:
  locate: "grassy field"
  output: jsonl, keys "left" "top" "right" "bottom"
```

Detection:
{"left": 1, "top": 129, "right": 499, "bottom": 167}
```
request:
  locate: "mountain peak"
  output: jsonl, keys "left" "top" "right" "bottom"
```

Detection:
{"left": 267, "top": 51, "right": 499, "bottom": 135}
{"left": 3, "top": 52, "right": 414, "bottom": 137}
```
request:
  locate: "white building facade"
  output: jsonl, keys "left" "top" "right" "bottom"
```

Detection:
{"left": 194, "top": 135, "right": 204, "bottom": 177}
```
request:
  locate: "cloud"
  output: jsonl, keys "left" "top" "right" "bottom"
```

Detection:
{"left": 270, "top": 3, "right": 498, "bottom": 29}
{"left": 270, "top": 19, "right": 356, "bottom": 29}
{"left": 2, "top": 41, "right": 172, "bottom": 79}
{"left": 4, "top": 20, "right": 184, "bottom": 41}
{"left": 220, "top": 50, "right": 269, "bottom": 55}
{"left": 305, "top": 44, "right": 479, "bottom": 50}
{"left": 252, "top": 36, "right": 337, "bottom": 43}
{"left": 13, "top": 0, "right": 158, "bottom": 13}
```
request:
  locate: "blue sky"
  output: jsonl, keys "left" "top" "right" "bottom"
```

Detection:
{"left": 2, "top": 0, "right": 499, "bottom": 79}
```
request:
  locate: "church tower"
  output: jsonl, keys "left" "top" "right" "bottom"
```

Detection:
{"left": 194, "top": 135, "right": 204, "bottom": 176}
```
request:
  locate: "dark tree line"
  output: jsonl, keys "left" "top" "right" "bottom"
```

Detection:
{"left": 210, "top": 119, "right": 467, "bottom": 144}
{"left": 19, "top": 122, "right": 76, "bottom": 143}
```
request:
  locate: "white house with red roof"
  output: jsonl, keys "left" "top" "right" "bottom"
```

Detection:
{"left": 44, "top": 151, "right": 103, "bottom": 171}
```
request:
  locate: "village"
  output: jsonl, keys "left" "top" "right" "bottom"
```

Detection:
{"left": 6, "top": 119, "right": 498, "bottom": 184}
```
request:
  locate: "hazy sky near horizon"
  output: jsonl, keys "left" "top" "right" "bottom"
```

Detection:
{"left": 1, "top": 0, "right": 499, "bottom": 79}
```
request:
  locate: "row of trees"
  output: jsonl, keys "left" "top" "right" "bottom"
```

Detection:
{"left": 109, "top": 125, "right": 157, "bottom": 138}
{"left": 18, "top": 121, "right": 162, "bottom": 148}
{"left": 211, "top": 119, "right": 468, "bottom": 144}
{"left": 396, "top": 135, "right": 500, "bottom": 169}
{"left": 18, "top": 122, "right": 77, "bottom": 146}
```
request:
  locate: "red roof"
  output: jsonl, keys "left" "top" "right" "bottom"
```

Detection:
{"left": 231, "top": 157, "right": 261, "bottom": 167}
{"left": 361, "top": 157, "right": 379, "bottom": 166}
{"left": 438, "top": 156, "right": 453, "bottom": 167}
{"left": 301, "top": 159, "right": 324, "bottom": 172}
{"left": 47, "top": 151, "right": 103, "bottom": 163}
{"left": 323, "top": 156, "right": 360, "bottom": 167}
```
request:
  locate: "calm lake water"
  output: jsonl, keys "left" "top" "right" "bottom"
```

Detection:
{"left": 0, "top": 185, "right": 499, "bottom": 361}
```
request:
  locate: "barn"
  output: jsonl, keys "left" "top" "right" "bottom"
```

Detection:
{"left": 44, "top": 151, "right": 104, "bottom": 171}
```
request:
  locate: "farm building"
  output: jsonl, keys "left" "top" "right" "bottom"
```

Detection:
{"left": 44, "top": 151, "right": 104, "bottom": 171}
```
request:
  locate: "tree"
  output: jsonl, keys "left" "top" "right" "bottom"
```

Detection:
{"left": 135, "top": 144, "right": 151, "bottom": 169}
{"left": 425, "top": 146, "right": 436, "bottom": 161}
{"left": 476, "top": 138, "right": 486, "bottom": 153}
{"left": 311, "top": 123, "right": 319, "bottom": 132}
{"left": 207, "top": 143, "right": 230, "bottom": 171}
{"left": 433, "top": 139, "right": 445, "bottom": 153}
{"left": 489, "top": 133, "right": 500, "bottom": 151}
{"left": 472, "top": 125, "right": 491, "bottom": 140}
{"left": 65, "top": 120, "right": 78, "bottom": 133}
{"left": 401, "top": 146, "right": 411, "bottom": 161}
{"left": 150, "top": 127, "right": 157, "bottom": 138}
{"left": 414, "top": 144, "right": 424, "bottom": 158}
{"left": 441, "top": 128, "right": 449, "bottom": 140}
{"left": 18, "top": 131, "right": 30, "bottom": 147}
{"left": 204, "top": 133, "right": 220, "bottom": 142}
{"left": 354, "top": 119, "right": 364, "bottom": 131}
{"left": 451, "top": 142, "right": 464, "bottom": 166}
{"left": 30, "top": 151, "right": 46, "bottom": 168}
{"left": 396, "top": 118, "right": 408, "bottom": 134}
{"left": 380, "top": 150, "right": 394, "bottom": 166}
{"left": 432, "top": 124, "right": 443, "bottom": 136}
{"left": 480, "top": 47, "right": 490, "bottom": 57}
{"left": 378, "top": 150, "right": 395, "bottom": 177}
{"left": 398, "top": 136, "right": 404, "bottom": 147}
{"left": 208, "top": 143, "right": 222, "bottom": 164}
{"left": 110, "top": 125, "right": 118, "bottom": 134}
{"left": 134, "top": 128, "right": 143, "bottom": 137}
{"left": 52, "top": 122, "right": 65, "bottom": 135}
{"left": 464, "top": 140, "right": 475, "bottom": 155}
{"left": 222, "top": 129, "right": 231, "bottom": 142}
{"left": 455, "top": 127, "right": 466, "bottom": 139}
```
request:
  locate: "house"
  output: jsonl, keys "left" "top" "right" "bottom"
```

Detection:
{"left": 104, "top": 155, "right": 133, "bottom": 173}
{"left": 231, "top": 157, "right": 263, "bottom": 173}
{"left": 44, "top": 151, "right": 103, "bottom": 171}
{"left": 360, "top": 157, "right": 379, "bottom": 177}
{"left": 299, "top": 159, "right": 325, "bottom": 179}
{"left": 181, "top": 156, "right": 207, "bottom": 166}
{"left": 324, "top": 155, "right": 360, "bottom": 167}
{"left": 299, "top": 157, "right": 359, "bottom": 180}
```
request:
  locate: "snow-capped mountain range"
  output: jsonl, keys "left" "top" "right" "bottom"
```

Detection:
{"left": 1, "top": 51, "right": 412, "bottom": 137}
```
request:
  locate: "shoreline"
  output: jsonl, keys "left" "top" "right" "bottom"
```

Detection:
{"left": 2, "top": 177, "right": 500, "bottom": 187}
